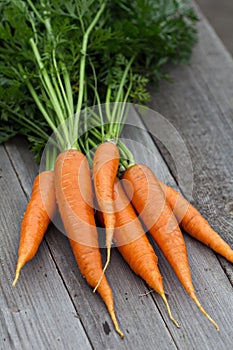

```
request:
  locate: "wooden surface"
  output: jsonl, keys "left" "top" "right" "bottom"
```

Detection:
{"left": 196, "top": 0, "right": 233, "bottom": 55}
{"left": 1, "top": 2, "right": 233, "bottom": 349}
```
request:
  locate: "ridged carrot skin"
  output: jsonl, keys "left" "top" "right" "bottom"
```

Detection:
{"left": 13, "top": 170, "right": 56, "bottom": 286}
{"left": 54, "top": 150, "right": 123, "bottom": 338}
{"left": 92, "top": 141, "right": 120, "bottom": 286}
{"left": 122, "top": 164, "right": 219, "bottom": 330}
{"left": 98, "top": 179, "right": 179, "bottom": 327}
{"left": 158, "top": 180, "right": 233, "bottom": 263}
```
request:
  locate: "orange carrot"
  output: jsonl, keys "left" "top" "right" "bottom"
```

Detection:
{"left": 122, "top": 164, "right": 219, "bottom": 330}
{"left": 54, "top": 149, "right": 123, "bottom": 338}
{"left": 12, "top": 170, "right": 56, "bottom": 286}
{"left": 158, "top": 180, "right": 233, "bottom": 263}
{"left": 92, "top": 141, "right": 120, "bottom": 289}
{"left": 98, "top": 178, "right": 179, "bottom": 327}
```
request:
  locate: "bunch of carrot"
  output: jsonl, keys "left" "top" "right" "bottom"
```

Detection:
{"left": 13, "top": 137, "right": 233, "bottom": 337}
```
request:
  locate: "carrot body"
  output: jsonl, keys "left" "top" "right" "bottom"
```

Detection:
{"left": 98, "top": 179, "right": 179, "bottom": 327}
{"left": 122, "top": 164, "right": 219, "bottom": 330}
{"left": 92, "top": 141, "right": 119, "bottom": 286}
{"left": 13, "top": 170, "right": 56, "bottom": 286}
{"left": 158, "top": 181, "right": 233, "bottom": 263}
{"left": 54, "top": 149, "right": 123, "bottom": 338}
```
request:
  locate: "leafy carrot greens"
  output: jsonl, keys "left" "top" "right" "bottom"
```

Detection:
{"left": 0, "top": 0, "right": 197, "bottom": 160}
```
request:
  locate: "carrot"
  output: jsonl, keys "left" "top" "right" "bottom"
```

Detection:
{"left": 97, "top": 178, "right": 179, "bottom": 327}
{"left": 54, "top": 149, "right": 123, "bottom": 338}
{"left": 92, "top": 141, "right": 120, "bottom": 290}
{"left": 122, "top": 164, "right": 219, "bottom": 330}
{"left": 158, "top": 180, "right": 233, "bottom": 263}
{"left": 12, "top": 170, "right": 56, "bottom": 286}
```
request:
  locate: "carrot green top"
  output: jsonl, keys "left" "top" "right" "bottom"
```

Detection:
{"left": 0, "top": 0, "right": 198, "bottom": 168}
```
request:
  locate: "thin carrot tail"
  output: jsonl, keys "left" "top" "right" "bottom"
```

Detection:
{"left": 161, "top": 293, "right": 180, "bottom": 328}
{"left": 139, "top": 290, "right": 179, "bottom": 328}
{"left": 146, "top": 271, "right": 180, "bottom": 328}
{"left": 93, "top": 226, "right": 114, "bottom": 292}
{"left": 138, "top": 273, "right": 179, "bottom": 327}
{"left": 97, "top": 279, "right": 124, "bottom": 338}
{"left": 103, "top": 226, "right": 114, "bottom": 272}
{"left": 12, "top": 261, "right": 23, "bottom": 287}
{"left": 108, "top": 307, "right": 124, "bottom": 338}
{"left": 98, "top": 278, "right": 124, "bottom": 338}
{"left": 93, "top": 240, "right": 112, "bottom": 293}
{"left": 93, "top": 248, "right": 110, "bottom": 293}
{"left": 190, "top": 292, "right": 219, "bottom": 330}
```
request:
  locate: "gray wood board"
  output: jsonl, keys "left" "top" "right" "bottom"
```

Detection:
{"left": 0, "top": 145, "right": 92, "bottom": 350}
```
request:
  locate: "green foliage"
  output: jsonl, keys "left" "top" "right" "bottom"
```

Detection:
{"left": 0, "top": 0, "right": 198, "bottom": 161}
{"left": 107, "top": 0, "right": 198, "bottom": 71}
{"left": 0, "top": 124, "right": 18, "bottom": 143}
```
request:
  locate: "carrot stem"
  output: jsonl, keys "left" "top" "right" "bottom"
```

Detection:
{"left": 74, "top": 1, "right": 107, "bottom": 141}
{"left": 29, "top": 39, "right": 71, "bottom": 147}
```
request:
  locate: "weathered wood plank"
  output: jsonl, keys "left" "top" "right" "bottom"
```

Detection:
{"left": 0, "top": 145, "right": 92, "bottom": 350}
{"left": 5, "top": 137, "right": 178, "bottom": 349}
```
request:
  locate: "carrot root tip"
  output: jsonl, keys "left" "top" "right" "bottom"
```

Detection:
{"left": 109, "top": 310, "right": 125, "bottom": 338}
{"left": 161, "top": 293, "right": 180, "bottom": 328}
{"left": 12, "top": 263, "right": 22, "bottom": 287}
{"left": 191, "top": 293, "right": 219, "bottom": 331}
